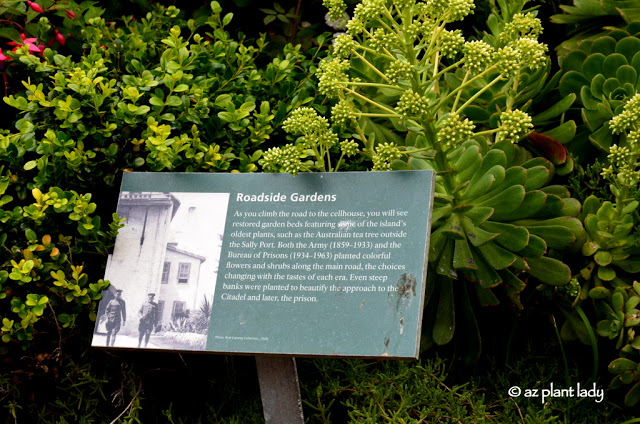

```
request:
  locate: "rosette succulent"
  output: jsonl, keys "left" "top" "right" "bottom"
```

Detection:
{"left": 600, "top": 283, "right": 640, "bottom": 407}
{"left": 576, "top": 93, "right": 640, "bottom": 299}
{"left": 424, "top": 138, "right": 585, "bottom": 354}
{"left": 558, "top": 23, "right": 640, "bottom": 153}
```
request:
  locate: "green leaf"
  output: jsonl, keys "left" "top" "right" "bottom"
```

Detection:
{"left": 166, "top": 96, "right": 182, "bottom": 107}
{"left": 453, "top": 237, "right": 476, "bottom": 269}
{"left": 561, "top": 50, "right": 587, "bottom": 73}
{"left": 598, "top": 265, "right": 617, "bottom": 281}
{"left": 527, "top": 256, "right": 572, "bottom": 286}
{"left": 461, "top": 166, "right": 500, "bottom": 200}
{"left": 581, "top": 53, "right": 606, "bottom": 80}
{"left": 476, "top": 185, "right": 525, "bottom": 213}
{"left": 222, "top": 12, "right": 233, "bottom": 26}
{"left": 480, "top": 221, "right": 529, "bottom": 252}
{"left": 0, "top": 28, "right": 22, "bottom": 44}
{"left": 532, "top": 93, "right": 576, "bottom": 124}
{"left": 526, "top": 225, "right": 576, "bottom": 249}
{"left": 476, "top": 241, "right": 518, "bottom": 270}
{"left": 559, "top": 70, "right": 591, "bottom": 97}
{"left": 592, "top": 36, "right": 617, "bottom": 56}
{"left": 24, "top": 160, "right": 37, "bottom": 171}
{"left": 432, "top": 279, "right": 455, "bottom": 345}
{"left": 625, "top": 381, "right": 640, "bottom": 407}
{"left": 609, "top": 357, "right": 638, "bottom": 374}
{"left": 461, "top": 216, "right": 499, "bottom": 247}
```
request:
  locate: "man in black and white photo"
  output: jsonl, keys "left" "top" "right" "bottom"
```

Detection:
{"left": 105, "top": 289, "right": 126, "bottom": 347}
{"left": 138, "top": 293, "right": 159, "bottom": 348}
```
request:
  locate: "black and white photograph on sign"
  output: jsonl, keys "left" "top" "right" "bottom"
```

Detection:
{"left": 92, "top": 191, "right": 230, "bottom": 351}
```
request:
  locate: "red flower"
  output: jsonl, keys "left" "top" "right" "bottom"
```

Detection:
{"left": 54, "top": 29, "right": 66, "bottom": 46}
{"left": 26, "top": 1, "right": 44, "bottom": 13}
{"left": 65, "top": 10, "right": 76, "bottom": 19}
{"left": 8, "top": 33, "right": 41, "bottom": 54}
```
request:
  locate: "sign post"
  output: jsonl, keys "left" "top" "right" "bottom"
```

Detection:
{"left": 92, "top": 171, "right": 435, "bottom": 420}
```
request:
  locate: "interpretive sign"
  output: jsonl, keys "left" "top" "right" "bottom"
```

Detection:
{"left": 92, "top": 171, "right": 435, "bottom": 359}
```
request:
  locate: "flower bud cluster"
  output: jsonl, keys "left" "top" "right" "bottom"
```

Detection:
{"left": 437, "top": 113, "right": 475, "bottom": 150}
{"left": 314, "top": 130, "right": 339, "bottom": 149}
{"left": 440, "top": 29, "right": 465, "bottom": 58}
{"left": 323, "top": 0, "right": 347, "bottom": 21}
{"left": 494, "top": 45, "right": 520, "bottom": 78}
{"left": 395, "top": 90, "right": 430, "bottom": 117}
{"left": 447, "top": 0, "right": 475, "bottom": 22}
{"left": 340, "top": 139, "right": 360, "bottom": 157}
{"left": 317, "top": 57, "right": 350, "bottom": 98}
{"left": 602, "top": 94, "right": 640, "bottom": 186}
{"left": 347, "top": 0, "right": 385, "bottom": 34}
{"left": 352, "top": 0, "right": 386, "bottom": 24}
{"left": 369, "top": 28, "right": 395, "bottom": 52}
{"left": 372, "top": 142, "right": 401, "bottom": 171}
{"left": 424, "top": 0, "right": 448, "bottom": 18}
{"left": 609, "top": 93, "right": 640, "bottom": 135}
{"left": 463, "top": 40, "right": 494, "bottom": 73}
{"left": 282, "top": 107, "right": 330, "bottom": 135}
{"left": 331, "top": 99, "right": 358, "bottom": 127}
{"left": 602, "top": 145, "right": 639, "bottom": 186}
{"left": 499, "top": 13, "right": 543, "bottom": 43}
{"left": 332, "top": 34, "right": 356, "bottom": 58}
{"left": 499, "top": 109, "right": 533, "bottom": 141}
{"left": 260, "top": 145, "right": 304, "bottom": 175}
{"left": 386, "top": 59, "right": 413, "bottom": 83}
{"left": 513, "top": 38, "right": 548, "bottom": 71}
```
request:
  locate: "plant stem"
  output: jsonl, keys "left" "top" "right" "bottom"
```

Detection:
{"left": 351, "top": 50, "right": 391, "bottom": 83}
{"left": 344, "top": 87, "right": 398, "bottom": 115}
{"left": 454, "top": 74, "right": 504, "bottom": 114}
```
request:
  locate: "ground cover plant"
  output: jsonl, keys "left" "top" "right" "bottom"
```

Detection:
{"left": 0, "top": 0, "right": 639, "bottom": 422}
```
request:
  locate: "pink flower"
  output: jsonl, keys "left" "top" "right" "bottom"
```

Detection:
{"left": 65, "top": 10, "right": 76, "bottom": 19}
{"left": 0, "top": 48, "right": 10, "bottom": 62}
{"left": 54, "top": 29, "right": 66, "bottom": 46}
{"left": 8, "top": 33, "right": 41, "bottom": 53}
{"left": 26, "top": 1, "right": 44, "bottom": 13}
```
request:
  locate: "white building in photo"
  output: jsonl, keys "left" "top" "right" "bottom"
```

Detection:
{"left": 157, "top": 243, "right": 206, "bottom": 327}
{"left": 94, "top": 191, "right": 229, "bottom": 348}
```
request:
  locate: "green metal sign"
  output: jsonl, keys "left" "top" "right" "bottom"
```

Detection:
{"left": 92, "top": 171, "right": 434, "bottom": 358}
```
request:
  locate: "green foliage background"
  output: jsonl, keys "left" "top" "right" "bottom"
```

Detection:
{"left": 0, "top": 0, "right": 639, "bottom": 422}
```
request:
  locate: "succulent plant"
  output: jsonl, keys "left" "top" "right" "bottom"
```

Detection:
{"left": 422, "top": 138, "right": 585, "bottom": 355}
{"left": 558, "top": 23, "right": 640, "bottom": 153}
{"left": 602, "top": 283, "right": 640, "bottom": 406}
{"left": 579, "top": 196, "right": 640, "bottom": 300}
{"left": 551, "top": 0, "right": 640, "bottom": 28}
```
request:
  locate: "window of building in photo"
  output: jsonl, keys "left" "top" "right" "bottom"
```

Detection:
{"left": 172, "top": 301, "right": 186, "bottom": 321}
{"left": 161, "top": 262, "right": 170, "bottom": 284}
{"left": 178, "top": 262, "right": 191, "bottom": 284}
